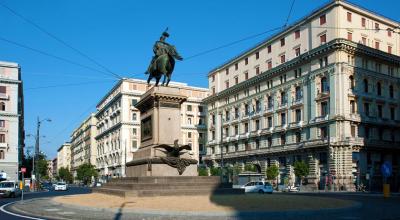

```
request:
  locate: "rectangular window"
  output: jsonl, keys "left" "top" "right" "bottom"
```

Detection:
{"left": 388, "top": 29, "right": 392, "bottom": 37}
{"left": 361, "top": 18, "right": 366, "bottom": 27}
{"left": 0, "top": 120, "right": 4, "bottom": 127}
{"left": 0, "top": 86, "right": 6, "bottom": 94}
{"left": 361, "top": 37, "right": 366, "bottom": 45}
{"left": 268, "top": 117, "right": 272, "bottom": 128}
{"left": 350, "top": 100, "right": 355, "bottom": 113}
{"left": 245, "top": 123, "right": 249, "bottom": 133}
{"left": 188, "top": 132, "right": 192, "bottom": 138}
{"left": 375, "top": 23, "right": 380, "bottom": 30}
{"left": 295, "top": 30, "right": 300, "bottom": 39}
{"left": 255, "top": 120, "right": 260, "bottom": 130}
{"left": 132, "top": 113, "right": 137, "bottom": 121}
{"left": 225, "top": 68, "right": 229, "bottom": 75}
{"left": 375, "top": 41, "right": 380, "bottom": 50}
{"left": 351, "top": 125, "right": 356, "bottom": 137}
{"left": 225, "top": 80, "right": 229, "bottom": 89}
{"left": 235, "top": 125, "right": 238, "bottom": 135}
{"left": 295, "top": 109, "right": 301, "bottom": 122}
{"left": 267, "top": 45, "right": 271, "bottom": 53}
{"left": 321, "top": 101, "right": 328, "bottom": 116}
{"left": 280, "top": 38, "right": 285, "bottom": 46}
{"left": 378, "top": 105, "right": 383, "bottom": 118}
{"left": 131, "top": 99, "right": 138, "bottom": 106}
{"left": 280, "top": 54, "right": 285, "bottom": 64}
{"left": 255, "top": 66, "right": 260, "bottom": 75}
{"left": 267, "top": 61, "right": 272, "bottom": 70}
{"left": 267, "top": 137, "right": 272, "bottom": 147}
{"left": 0, "top": 134, "right": 5, "bottom": 143}
{"left": 281, "top": 113, "right": 286, "bottom": 125}
{"left": 211, "top": 75, "right": 215, "bottom": 82}
{"left": 320, "top": 14, "right": 326, "bottom": 25}
{"left": 245, "top": 57, "right": 249, "bottom": 65}
{"left": 320, "top": 34, "right": 326, "bottom": 44}
{"left": 347, "top": 32, "right": 352, "bottom": 41}
{"left": 320, "top": 127, "right": 327, "bottom": 139}
{"left": 391, "top": 107, "right": 395, "bottom": 120}
{"left": 235, "top": 76, "right": 239, "bottom": 85}
{"left": 280, "top": 134, "right": 286, "bottom": 145}
{"left": 347, "top": 12, "right": 352, "bottom": 22}
{"left": 295, "top": 47, "right": 300, "bottom": 57}
{"left": 364, "top": 103, "right": 370, "bottom": 116}
{"left": 255, "top": 51, "right": 260, "bottom": 60}
{"left": 388, "top": 46, "right": 392, "bottom": 54}
{"left": 244, "top": 72, "right": 248, "bottom": 80}
{"left": 235, "top": 63, "right": 238, "bottom": 70}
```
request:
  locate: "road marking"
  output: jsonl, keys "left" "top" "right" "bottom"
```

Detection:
{"left": 0, "top": 201, "right": 45, "bottom": 220}
{"left": 58, "top": 211, "right": 75, "bottom": 215}
{"left": 44, "top": 208, "right": 60, "bottom": 212}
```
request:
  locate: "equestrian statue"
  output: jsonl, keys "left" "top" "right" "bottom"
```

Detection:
{"left": 145, "top": 28, "right": 183, "bottom": 86}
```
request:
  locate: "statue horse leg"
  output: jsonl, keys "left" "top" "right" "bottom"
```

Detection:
{"left": 147, "top": 74, "right": 152, "bottom": 85}
{"left": 161, "top": 73, "right": 167, "bottom": 86}
{"left": 155, "top": 75, "right": 161, "bottom": 87}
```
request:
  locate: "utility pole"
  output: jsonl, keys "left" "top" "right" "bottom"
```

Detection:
{"left": 219, "top": 112, "right": 224, "bottom": 183}
{"left": 33, "top": 117, "right": 51, "bottom": 191}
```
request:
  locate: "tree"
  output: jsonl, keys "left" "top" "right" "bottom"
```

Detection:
{"left": 266, "top": 165, "right": 279, "bottom": 180}
{"left": 210, "top": 167, "right": 222, "bottom": 176}
{"left": 244, "top": 164, "right": 257, "bottom": 172}
{"left": 76, "top": 163, "right": 98, "bottom": 185}
{"left": 198, "top": 167, "right": 208, "bottom": 176}
{"left": 58, "top": 167, "right": 73, "bottom": 183}
{"left": 293, "top": 160, "right": 309, "bottom": 186}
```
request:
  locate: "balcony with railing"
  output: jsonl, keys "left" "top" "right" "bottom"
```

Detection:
{"left": 291, "top": 97, "right": 303, "bottom": 107}
{"left": 276, "top": 102, "right": 287, "bottom": 111}
{"left": 264, "top": 105, "right": 274, "bottom": 115}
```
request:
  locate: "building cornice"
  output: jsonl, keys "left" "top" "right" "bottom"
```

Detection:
{"left": 204, "top": 39, "right": 400, "bottom": 104}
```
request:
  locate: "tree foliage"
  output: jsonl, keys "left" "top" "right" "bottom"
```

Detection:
{"left": 266, "top": 165, "right": 279, "bottom": 180}
{"left": 198, "top": 167, "right": 208, "bottom": 176}
{"left": 58, "top": 167, "right": 73, "bottom": 183}
{"left": 76, "top": 163, "right": 98, "bottom": 185}
{"left": 210, "top": 167, "right": 222, "bottom": 176}
{"left": 294, "top": 160, "right": 309, "bottom": 182}
{"left": 244, "top": 164, "right": 257, "bottom": 172}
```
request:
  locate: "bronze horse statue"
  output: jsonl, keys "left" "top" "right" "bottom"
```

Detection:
{"left": 146, "top": 45, "right": 182, "bottom": 87}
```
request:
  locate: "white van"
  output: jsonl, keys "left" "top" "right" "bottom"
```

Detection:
{"left": 0, "top": 181, "right": 22, "bottom": 198}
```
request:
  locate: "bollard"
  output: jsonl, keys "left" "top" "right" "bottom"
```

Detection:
{"left": 383, "top": 184, "right": 390, "bottom": 198}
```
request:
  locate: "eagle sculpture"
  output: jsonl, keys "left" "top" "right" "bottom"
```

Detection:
{"left": 154, "top": 139, "right": 192, "bottom": 158}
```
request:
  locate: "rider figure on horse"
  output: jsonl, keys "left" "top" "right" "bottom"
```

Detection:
{"left": 145, "top": 29, "right": 183, "bottom": 86}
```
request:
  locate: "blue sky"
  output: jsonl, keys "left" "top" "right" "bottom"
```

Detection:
{"left": 0, "top": 0, "right": 398, "bottom": 159}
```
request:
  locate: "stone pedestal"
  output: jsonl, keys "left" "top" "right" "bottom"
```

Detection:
{"left": 126, "top": 86, "right": 198, "bottom": 177}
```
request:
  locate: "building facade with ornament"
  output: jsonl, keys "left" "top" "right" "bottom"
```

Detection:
{"left": 203, "top": 0, "right": 400, "bottom": 191}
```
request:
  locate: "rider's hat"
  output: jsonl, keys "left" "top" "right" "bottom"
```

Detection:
{"left": 162, "top": 31, "right": 169, "bottom": 38}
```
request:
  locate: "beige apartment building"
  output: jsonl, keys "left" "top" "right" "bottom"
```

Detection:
{"left": 70, "top": 113, "right": 97, "bottom": 178}
{"left": 57, "top": 142, "right": 71, "bottom": 171}
{"left": 95, "top": 78, "right": 208, "bottom": 179}
{"left": 204, "top": 0, "right": 400, "bottom": 191}
{"left": 0, "top": 61, "right": 24, "bottom": 181}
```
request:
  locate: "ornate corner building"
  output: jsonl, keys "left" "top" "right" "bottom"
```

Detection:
{"left": 0, "top": 61, "right": 24, "bottom": 181}
{"left": 203, "top": 0, "right": 400, "bottom": 191}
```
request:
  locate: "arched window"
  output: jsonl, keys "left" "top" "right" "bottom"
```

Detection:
{"left": 0, "top": 102, "right": 4, "bottom": 111}
{"left": 389, "top": 85, "right": 394, "bottom": 98}
{"left": 377, "top": 82, "right": 382, "bottom": 96}
{"left": 349, "top": 75, "right": 355, "bottom": 90}
{"left": 0, "top": 150, "right": 4, "bottom": 159}
{"left": 364, "top": 79, "right": 369, "bottom": 93}
{"left": 321, "top": 77, "right": 328, "bottom": 92}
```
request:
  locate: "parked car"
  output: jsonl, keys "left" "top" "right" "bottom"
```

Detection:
{"left": 241, "top": 181, "right": 273, "bottom": 194}
{"left": 0, "top": 181, "right": 22, "bottom": 198}
{"left": 54, "top": 182, "right": 68, "bottom": 191}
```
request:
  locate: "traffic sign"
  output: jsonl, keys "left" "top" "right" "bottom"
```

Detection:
{"left": 21, "top": 167, "right": 26, "bottom": 173}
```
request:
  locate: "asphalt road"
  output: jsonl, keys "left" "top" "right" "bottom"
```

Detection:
{"left": 0, "top": 186, "right": 91, "bottom": 220}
